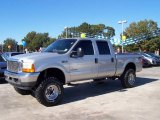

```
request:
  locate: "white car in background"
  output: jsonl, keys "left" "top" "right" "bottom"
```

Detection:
{"left": 141, "top": 53, "right": 157, "bottom": 65}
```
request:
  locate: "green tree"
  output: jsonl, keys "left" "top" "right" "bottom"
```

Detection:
{"left": 141, "top": 37, "right": 160, "bottom": 52}
{"left": 22, "top": 31, "right": 36, "bottom": 51}
{"left": 44, "top": 38, "right": 56, "bottom": 47}
{"left": 22, "top": 31, "right": 56, "bottom": 51}
{"left": 58, "top": 22, "right": 115, "bottom": 38}
{"left": 125, "top": 19, "right": 158, "bottom": 38}
{"left": 3, "top": 38, "right": 18, "bottom": 52}
{"left": 124, "top": 19, "right": 159, "bottom": 52}
{"left": 78, "top": 22, "right": 92, "bottom": 33}
{"left": 104, "top": 26, "right": 115, "bottom": 38}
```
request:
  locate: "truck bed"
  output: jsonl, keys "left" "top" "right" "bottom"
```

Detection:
{"left": 115, "top": 53, "right": 142, "bottom": 76}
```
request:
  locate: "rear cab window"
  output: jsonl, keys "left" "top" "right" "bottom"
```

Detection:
{"left": 96, "top": 41, "right": 111, "bottom": 55}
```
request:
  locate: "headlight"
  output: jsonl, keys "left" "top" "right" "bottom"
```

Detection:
{"left": 22, "top": 62, "right": 35, "bottom": 73}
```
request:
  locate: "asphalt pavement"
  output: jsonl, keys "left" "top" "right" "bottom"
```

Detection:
{"left": 0, "top": 67, "right": 160, "bottom": 120}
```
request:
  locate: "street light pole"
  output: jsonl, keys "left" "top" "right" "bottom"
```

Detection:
{"left": 64, "top": 27, "right": 68, "bottom": 38}
{"left": 118, "top": 20, "right": 127, "bottom": 53}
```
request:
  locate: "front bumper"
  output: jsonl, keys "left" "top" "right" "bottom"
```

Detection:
{"left": 4, "top": 70, "right": 40, "bottom": 90}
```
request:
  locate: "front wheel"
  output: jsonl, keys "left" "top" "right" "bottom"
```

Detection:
{"left": 35, "top": 77, "right": 64, "bottom": 107}
{"left": 120, "top": 69, "right": 136, "bottom": 88}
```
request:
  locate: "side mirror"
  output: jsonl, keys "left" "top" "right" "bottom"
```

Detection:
{"left": 70, "top": 48, "right": 84, "bottom": 58}
{"left": 77, "top": 48, "right": 84, "bottom": 57}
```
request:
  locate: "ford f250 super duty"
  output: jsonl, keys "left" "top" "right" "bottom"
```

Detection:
{"left": 5, "top": 38, "right": 142, "bottom": 106}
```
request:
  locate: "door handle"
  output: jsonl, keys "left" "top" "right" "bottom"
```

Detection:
{"left": 111, "top": 58, "right": 114, "bottom": 62}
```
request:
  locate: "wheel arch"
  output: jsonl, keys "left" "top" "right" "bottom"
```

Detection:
{"left": 35, "top": 67, "right": 66, "bottom": 89}
{"left": 124, "top": 62, "right": 136, "bottom": 73}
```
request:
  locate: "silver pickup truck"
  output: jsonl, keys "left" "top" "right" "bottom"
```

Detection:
{"left": 5, "top": 38, "right": 142, "bottom": 106}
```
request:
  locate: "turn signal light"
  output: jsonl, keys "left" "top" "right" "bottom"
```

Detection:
{"left": 22, "top": 64, "right": 35, "bottom": 73}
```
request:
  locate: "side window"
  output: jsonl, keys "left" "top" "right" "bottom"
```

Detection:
{"left": 73, "top": 40, "right": 94, "bottom": 55}
{"left": 96, "top": 41, "right": 111, "bottom": 55}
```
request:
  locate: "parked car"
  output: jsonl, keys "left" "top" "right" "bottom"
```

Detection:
{"left": 143, "top": 53, "right": 160, "bottom": 66}
{"left": 5, "top": 38, "right": 142, "bottom": 106}
{"left": 0, "top": 54, "right": 7, "bottom": 78}
{"left": 0, "top": 52, "right": 24, "bottom": 79}
{"left": 146, "top": 53, "right": 160, "bottom": 59}
{"left": 144, "top": 53, "right": 160, "bottom": 65}
{"left": 137, "top": 53, "right": 158, "bottom": 66}
{"left": 141, "top": 57, "right": 151, "bottom": 67}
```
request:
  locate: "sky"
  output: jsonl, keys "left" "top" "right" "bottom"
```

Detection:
{"left": 0, "top": 0, "right": 160, "bottom": 44}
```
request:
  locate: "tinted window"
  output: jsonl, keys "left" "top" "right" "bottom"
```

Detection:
{"left": 96, "top": 41, "right": 110, "bottom": 55}
{"left": 73, "top": 40, "right": 94, "bottom": 55}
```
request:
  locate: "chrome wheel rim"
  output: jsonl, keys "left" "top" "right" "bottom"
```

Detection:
{"left": 45, "top": 85, "right": 59, "bottom": 101}
{"left": 128, "top": 73, "right": 135, "bottom": 85}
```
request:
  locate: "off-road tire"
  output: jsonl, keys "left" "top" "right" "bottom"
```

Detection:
{"left": 120, "top": 69, "right": 136, "bottom": 88}
{"left": 35, "top": 77, "right": 64, "bottom": 107}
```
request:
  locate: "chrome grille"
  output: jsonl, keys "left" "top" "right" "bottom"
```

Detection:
{"left": 7, "top": 61, "right": 20, "bottom": 73}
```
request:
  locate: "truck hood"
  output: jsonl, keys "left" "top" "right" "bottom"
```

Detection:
{"left": 11, "top": 52, "right": 63, "bottom": 63}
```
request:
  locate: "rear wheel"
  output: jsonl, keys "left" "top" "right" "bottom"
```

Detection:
{"left": 14, "top": 87, "right": 31, "bottom": 95}
{"left": 120, "top": 69, "right": 136, "bottom": 88}
{"left": 35, "top": 77, "right": 64, "bottom": 107}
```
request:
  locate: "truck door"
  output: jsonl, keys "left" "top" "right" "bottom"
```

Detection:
{"left": 96, "top": 41, "right": 116, "bottom": 77}
{"left": 69, "top": 40, "right": 98, "bottom": 81}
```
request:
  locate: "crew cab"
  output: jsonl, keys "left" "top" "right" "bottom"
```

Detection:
{"left": 5, "top": 38, "right": 142, "bottom": 106}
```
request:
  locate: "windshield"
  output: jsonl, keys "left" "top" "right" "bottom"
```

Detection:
{"left": 44, "top": 39, "right": 77, "bottom": 54}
